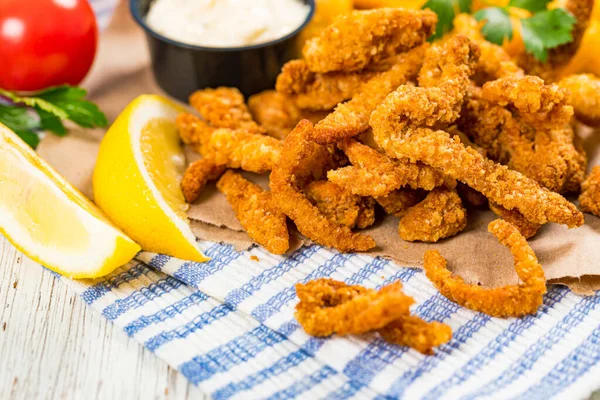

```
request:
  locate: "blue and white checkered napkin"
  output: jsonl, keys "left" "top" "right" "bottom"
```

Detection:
{"left": 57, "top": 242, "right": 600, "bottom": 400}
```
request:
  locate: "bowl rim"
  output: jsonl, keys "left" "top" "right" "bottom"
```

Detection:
{"left": 129, "top": 0, "right": 316, "bottom": 52}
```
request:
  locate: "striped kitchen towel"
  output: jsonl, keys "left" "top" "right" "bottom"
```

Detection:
{"left": 57, "top": 241, "right": 600, "bottom": 400}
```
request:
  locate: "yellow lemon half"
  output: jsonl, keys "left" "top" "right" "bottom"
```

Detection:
{"left": 0, "top": 123, "right": 140, "bottom": 278}
{"left": 93, "top": 95, "right": 208, "bottom": 263}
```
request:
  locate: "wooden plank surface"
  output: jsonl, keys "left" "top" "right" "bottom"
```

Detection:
{"left": 0, "top": 237, "right": 206, "bottom": 400}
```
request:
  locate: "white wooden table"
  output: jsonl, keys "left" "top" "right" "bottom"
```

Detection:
{"left": 0, "top": 237, "right": 207, "bottom": 399}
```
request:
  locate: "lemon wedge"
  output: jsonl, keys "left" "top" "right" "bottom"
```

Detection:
{"left": 0, "top": 123, "right": 141, "bottom": 278}
{"left": 93, "top": 95, "right": 208, "bottom": 262}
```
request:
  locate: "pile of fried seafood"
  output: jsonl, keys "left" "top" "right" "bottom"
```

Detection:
{"left": 177, "top": 4, "right": 600, "bottom": 353}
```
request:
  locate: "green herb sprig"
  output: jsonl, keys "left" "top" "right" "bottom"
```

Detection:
{"left": 0, "top": 86, "right": 108, "bottom": 148}
{"left": 422, "top": 0, "right": 577, "bottom": 62}
{"left": 422, "top": 0, "right": 473, "bottom": 40}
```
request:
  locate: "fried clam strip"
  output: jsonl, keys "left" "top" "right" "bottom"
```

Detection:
{"left": 247, "top": 90, "right": 301, "bottom": 140}
{"left": 217, "top": 171, "right": 289, "bottom": 254}
{"left": 247, "top": 90, "right": 331, "bottom": 139}
{"left": 312, "top": 45, "right": 427, "bottom": 144}
{"left": 201, "top": 128, "right": 283, "bottom": 174}
{"left": 370, "top": 38, "right": 584, "bottom": 228}
{"left": 176, "top": 113, "right": 225, "bottom": 201}
{"left": 275, "top": 60, "right": 378, "bottom": 111}
{"left": 517, "top": 0, "right": 594, "bottom": 82}
{"left": 399, "top": 188, "right": 468, "bottom": 243}
{"left": 579, "top": 166, "right": 600, "bottom": 217}
{"left": 460, "top": 79, "right": 585, "bottom": 194}
{"left": 489, "top": 202, "right": 541, "bottom": 239}
{"left": 189, "top": 87, "right": 266, "bottom": 133}
{"left": 558, "top": 74, "right": 600, "bottom": 127}
{"left": 327, "top": 139, "right": 449, "bottom": 197}
{"left": 424, "top": 219, "right": 547, "bottom": 318}
{"left": 382, "top": 129, "right": 584, "bottom": 227}
{"left": 295, "top": 279, "right": 452, "bottom": 354}
{"left": 270, "top": 120, "right": 375, "bottom": 252}
{"left": 378, "top": 315, "right": 453, "bottom": 355}
{"left": 302, "top": 8, "right": 437, "bottom": 73}
{"left": 176, "top": 112, "right": 214, "bottom": 148}
{"left": 375, "top": 188, "right": 426, "bottom": 217}
{"left": 479, "top": 76, "right": 586, "bottom": 194}
{"left": 181, "top": 159, "right": 226, "bottom": 203}
{"left": 294, "top": 279, "right": 414, "bottom": 336}
{"left": 451, "top": 14, "right": 524, "bottom": 82}
{"left": 304, "top": 180, "right": 376, "bottom": 229}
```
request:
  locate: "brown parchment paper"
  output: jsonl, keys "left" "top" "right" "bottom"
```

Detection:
{"left": 37, "top": 2, "right": 600, "bottom": 295}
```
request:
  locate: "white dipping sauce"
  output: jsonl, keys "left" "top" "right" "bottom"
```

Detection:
{"left": 146, "top": 0, "right": 310, "bottom": 48}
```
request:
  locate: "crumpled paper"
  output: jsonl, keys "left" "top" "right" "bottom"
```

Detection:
{"left": 37, "top": 1, "right": 600, "bottom": 295}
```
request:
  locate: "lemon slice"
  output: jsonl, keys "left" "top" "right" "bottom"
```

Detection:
{"left": 0, "top": 123, "right": 141, "bottom": 278}
{"left": 93, "top": 95, "right": 208, "bottom": 262}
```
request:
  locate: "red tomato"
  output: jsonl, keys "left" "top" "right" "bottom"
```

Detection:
{"left": 0, "top": 0, "right": 98, "bottom": 91}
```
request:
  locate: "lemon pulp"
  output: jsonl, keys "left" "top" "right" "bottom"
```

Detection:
{"left": 140, "top": 118, "right": 189, "bottom": 221}
{"left": 0, "top": 124, "right": 141, "bottom": 278}
{"left": 93, "top": 95, "right": 208, "bottom": 262}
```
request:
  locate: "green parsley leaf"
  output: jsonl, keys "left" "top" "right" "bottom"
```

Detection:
{"left": 474, "top": 7, "right": 513, "bottom": 45}
{"left": 34, "top": 106, "right": 67, "bottom": 135}
{"left": 422, "top": 0, "right": 472, "bottom": 40}
{"left": 520, "top": 8, "right": 576, "bottom": 62}
{"left": 35, "top": 86, "right": 108, "bottom": 129}
{"left": 0, "top": 85, "right": 108, "bottom": 130}
{"left": 508, "top": 0, "right": 551, "bottom": 13}
{"left": 13, "top": 129, "right": 41, "bottom": 148}
{"left": 0, "top": 88, "right": 68, "bottom": 120}
{"left": 0, "top": 104, "right": 41, "bottom": 148}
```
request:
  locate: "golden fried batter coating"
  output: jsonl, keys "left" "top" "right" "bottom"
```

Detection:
{"left": 312, "top": 45, "right": 427, "bottom": 144}
{"left": 478, "top": 76, "right": 586, "bottom": 194}
{"left": 327, "top": 139, "right": 449, "bottom": 197}
{"left": 579, "top": 166, "right": 600, "bottom": 217}
{"left": 489, "top": 202, "right": 541, "bottom": 239}
{"left": 270, "top": 120, "right": 376, "bottom": 252}
{"left": 375, "top": 189, "right": 426, "bottom": 217}
{"left": 302, "top": 9, "right": 437, "bottom": 73}
{"left": 189, "top": 87, "right": 265, "bottom": 133}
{"left": 304, "top": 180, "right": 376, "bottom": 229}
{"left": 423, "top": 219, "right": 547, "bottom": 318}
{"left": 201, "top": 128, "right": 282, "bottom": 174}
{"left": 294, "top": 279, "right": 414, "bottom": 336}
{"left": 181, "top": 158, "right": 226, "bottom": 203}
{"left": 275, "top": 60, "right": 378, "bottom": 111}
{"left": 381, "top": 129, "right": 584, "bottom": 227}
{"left": 558, "top": 74, "right": 600, "bottom": 127}
{"left": 371, "top": 38, "right": 583, "bottom": 227}
{"left": 451, "top": 126, "right": 488, "bottom": 157}
{"left": 399, "top": 188, "right": 468, "bottom": 243}
{"left": 247, "top": 90, "right": 332, "bottom": 139}
{"left": 356, "top": 198, "right": 377, "bottom": 229}
{"left": 379, "top": 315, "right": 453, "bottom": 355}
{"left": 459, "top": 84, "right": 585, "bottom": 194}
{"left": 176, "top": 113, "right": 214, "bottom": 147}
{"left": 216, "top": 170, "right": 289, "bottom": 254}
{"left": 481, "top": 76, "right": 571, "bottom": 117}
{"left": 247, "top": 90, "right": 301, "bottom": 139}
{"left": 450, "top": 14, "right": 524, "bottom": 83}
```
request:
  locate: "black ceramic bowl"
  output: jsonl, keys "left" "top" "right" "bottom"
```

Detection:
{"left": 130, "top": 0, "right": 315, "bottom": 102}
